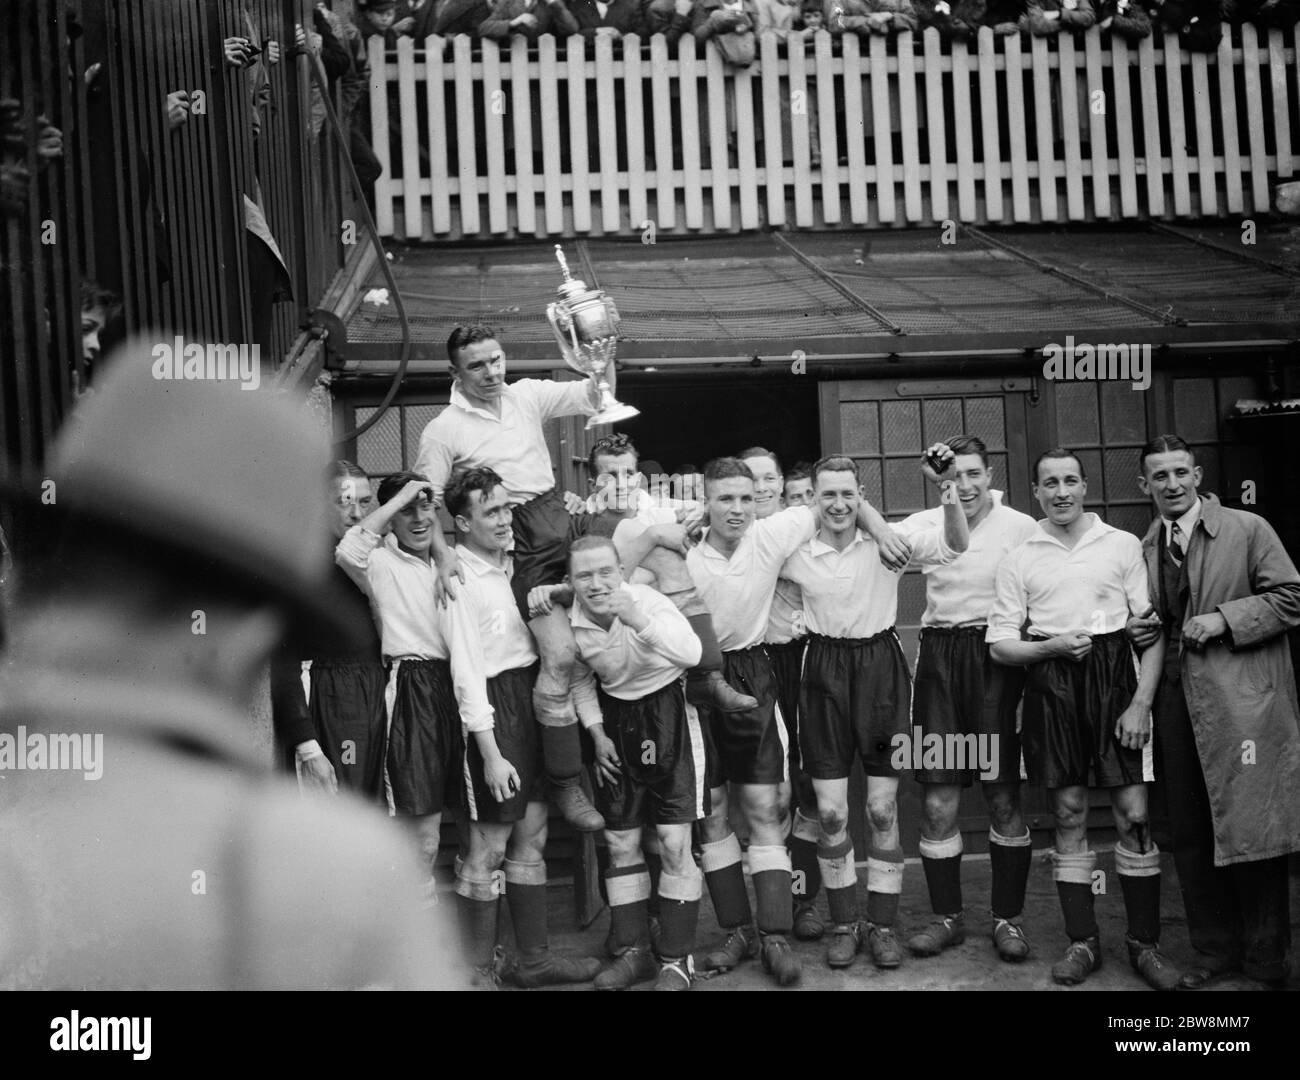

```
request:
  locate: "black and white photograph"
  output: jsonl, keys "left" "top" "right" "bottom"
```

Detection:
{"left": 1, "top": 0, "right": 1297, "bottom": 1051}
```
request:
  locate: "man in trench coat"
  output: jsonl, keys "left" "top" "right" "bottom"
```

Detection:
{"left": 1129, "top": 434, "right": 1300, "bottom": 988}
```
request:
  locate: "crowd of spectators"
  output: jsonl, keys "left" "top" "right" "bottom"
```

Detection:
{"left": 351, "top": 0, "right": 1299, "bottom": 52}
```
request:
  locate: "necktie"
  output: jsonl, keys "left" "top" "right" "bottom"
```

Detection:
{"left": 1166, "top": 521, "right": 1184, "bottom": 567}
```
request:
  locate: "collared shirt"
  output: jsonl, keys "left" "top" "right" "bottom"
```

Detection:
{"left": 335, "top": 526, "right": 450, "bottom": 661}
{"left": 780, "top": 521, "right": 955, "bottom": 639}
{"left": 900, "top": 491, "right": 1039, "bottom": 627}
{"left": 685, "top": 506, "right": 818, "bottom": 651}
{"left": 1162, "top": 496, "right": 1202, "bottom": 554}
{"left": 570, "top": 583, "right": 703, "bottom": 703}
{"left": 986, "top": 514, "right": 1152, "bottom": 644}
{"left": 438, "top": 544, "right": 538, "bottom": 734}
{"left": 413, "top": 378, "right": 595, "bottom": 506}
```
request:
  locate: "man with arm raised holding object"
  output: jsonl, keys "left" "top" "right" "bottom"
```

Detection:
{"left": 780, "top": 451, "right": 968, "bottom": 971}
{"left": 986, "top": 448, "right": 1181, "bottom": 990}
{"left": 416, "top": 330, "right": 752, "bottom": 833}
{"left": 900, "top": 436, "right": 1039, "bottom": 964}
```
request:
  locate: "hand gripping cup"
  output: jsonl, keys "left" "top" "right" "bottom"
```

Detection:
{"left": 545, "top": 245, "right": 639, "bottom": 429}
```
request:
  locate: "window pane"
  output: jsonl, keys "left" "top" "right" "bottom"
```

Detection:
{"left": 1104, "top": 447, "right": 1143, "bottom": 505}
{"left": 841, "top": 402, "right": 879, "bottom": 454}
{"left": 356, "top": 406, "right": 403, "bottom": 474}
{"left": 403, "top": 404, "right": 445, "bottom": 469}
{"left": 923, "top": 398, "right": 962, "bottom": 446}
{"left": 881, "top": 400, "right": 922, "bottom": 454}
{"left": 965, "top": 396, "right": 1006, "bottom": 449}
{"left": 1056, "top": 382, "right": 1100, "bottom": 445}
{"left": 1100, "top": 381, "right": 1146, "bottom": 443}
{"left": 856, "top": 457, "right": 883, "bottom": 508}
{"left": 885, "top": 457, "right": 924, "bottom": 514}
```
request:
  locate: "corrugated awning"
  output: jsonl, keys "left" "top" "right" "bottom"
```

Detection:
{"left": 339, "top": 225, "right": 1299, "bottom": 370}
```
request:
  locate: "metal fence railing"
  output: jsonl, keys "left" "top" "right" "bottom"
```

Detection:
{"left": 1, "top": 0, "right": 363, "bottom": 478}
{"left": 371, "top": 24, "right": 1300, "bottom": 240}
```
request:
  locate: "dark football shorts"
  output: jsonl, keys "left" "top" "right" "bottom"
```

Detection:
{"left": 699, "top": 645, "right": 790, "bottom": 788}
{"left": 595, "top": 678, "right": 707, "bottom": 830}
{"left": 799, "top": 630, "right": 912, "bottom": 780}
{"left": 1022, "top": 629, "right": 1144, "bottom": 789}
{"left": 912, "top": 626, "right": 1025, "bottom": 787}
{"left": 464, "top": 663, "right": 545, "bottom": 823}
{"left": 310, "top": 658, "right": 389, "bottom": 802}
{"left": 386, "top": 658, "right": 464, "bottom": 816}
{"left": 509, "top": 489, "right": 590, "bottom": 622}
{"left": 765, "top": 637, "right": 816, "bottom": 808}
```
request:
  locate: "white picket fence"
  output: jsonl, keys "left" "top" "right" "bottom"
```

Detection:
{"left": 369, "top": 25, "right": 1299, "bottom": 239}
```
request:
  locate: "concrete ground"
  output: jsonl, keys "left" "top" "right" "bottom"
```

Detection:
{"left": 538, "top": 850, "right": 1300, "bottom": 991}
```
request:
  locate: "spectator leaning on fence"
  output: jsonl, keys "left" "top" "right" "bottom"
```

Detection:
{"left": 1020, "top": 0, "right": 1097, "bottom": 36}
{"left": 1148, "top": 0, "right": 1224, "bottom": 50}
{"left": 435, "top": 0, "right": 496, "bottom": 36}
{"left": 480, "top": 0, "right": 582, "bottom": 41}
{"left": 693, "top": 0, "right": 759, "bottom": 65}
{"left": 830, "top": 0, "right": 921, "bottom": 36}
{"left": 400, "top": 0, "right": 445, "bottom": 37}
{"left": 1226, "top": 0, "right": 1300, "bottom": 29}
{"left": 566, "top": 0, "right": 648, "bottom": 36}
{"left": 1096, "top": 0, "right": 1152, "bottom": 40}
{"left": 642, "top": 0, "right": 698, "bottom": 41}
{"left": 356, "top": 0, "right": 405, "bottom": 44}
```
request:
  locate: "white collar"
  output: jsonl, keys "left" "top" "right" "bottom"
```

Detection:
{"left": 457, "top": 542, "right": 513, "bottom": 578}
{"left": 1162, "top": 496, "right": 1201, "bottom": 545}
{"left": 384, "top": 533, "right": 435, "bottom": 568}
{"left": 808, "top": 527, "right": 867, "bottom": 558}
{"left": 1026, "top": 512, "right": 1112, "bottom": 550}
{"left": 449, "top": 380, "right": 509, "bottom": 421}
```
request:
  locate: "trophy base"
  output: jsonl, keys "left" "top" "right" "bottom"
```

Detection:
{"left": 586, "top": 403, "right": 640, "bottom": 429}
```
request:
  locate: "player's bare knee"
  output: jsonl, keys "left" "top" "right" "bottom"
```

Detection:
{"left": 920, "top": 786, "right": 958, "bottom": 836}
{"left": 604, "top": 828, "right": 642, "bottom": 865}
{"left": 866, "top": 794, "right": 897, "bottom": 836}
{"left": 817, "top": 805, "right": 849, "bottom": 841}
{"left": 985, "top": 787, "right": 1022, "bottom": 834}
{"left": 656, "top": 825, "right": 694, "bottom": 875}
{"left": 1052, "top": 798, "right": 1087, "bottom": 835}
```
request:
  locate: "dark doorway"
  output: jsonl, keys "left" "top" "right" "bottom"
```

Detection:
{"left": 618, "top": 373, "right": 822, "bottom": 477}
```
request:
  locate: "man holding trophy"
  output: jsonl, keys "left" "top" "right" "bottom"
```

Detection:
{"left": 415, "top": 247, "right": 751, "bottom": 833}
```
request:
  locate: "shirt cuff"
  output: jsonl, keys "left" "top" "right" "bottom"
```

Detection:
{"left": 294, "top": 739, "right": 325, "bottom": 762}
{"left": 984, "top": 626, "right": 1019, "bottom": 644}
{"left": 336, "top": 525, "right": 382, "bottom": 565}
{"left": 460, "top": 705, "right": 496, "bottom": 734}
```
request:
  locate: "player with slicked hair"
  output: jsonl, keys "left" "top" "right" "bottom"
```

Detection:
{"left": 898, "top": 435, "right": 1039, "bottom": 963}
{"left": 535, "top": 535, "right": 709, "bottom": 990}
{"left": 987, "top": 448, "right": 1180, "bottom": 990}
{"left": 782, "top": 452, "right": 968, "bottom": 970}
{"left": 441, "top": 466, "right": 601, "bottom": 988}
{"left": 335, "top": 471, "right": 476, "bottom": 901}
{"left": 686, "top": 455, "right": 903, "bottom": 985}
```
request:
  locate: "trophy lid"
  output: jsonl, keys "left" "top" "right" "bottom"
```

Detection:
{"left": 554, "top": 245, "right": 591, "bottom": 299}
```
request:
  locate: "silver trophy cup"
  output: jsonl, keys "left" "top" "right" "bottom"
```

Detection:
{"left": 545, "top": 245, "right": 639, "bottom": 429}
